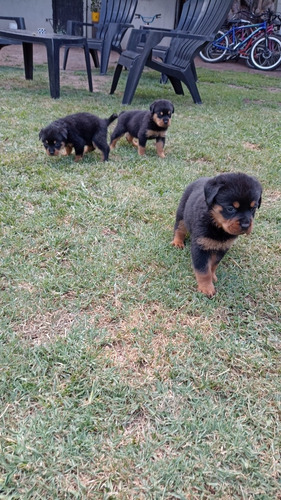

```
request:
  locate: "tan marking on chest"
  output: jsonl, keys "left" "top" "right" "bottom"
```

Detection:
{"left": 146, "top": 129, "right": 167, "bottom": 138}
{"left": 196, "top": 236, "right": 236, "bottom": 251}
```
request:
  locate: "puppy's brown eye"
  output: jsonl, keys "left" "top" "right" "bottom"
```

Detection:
{"left": 54, "top": 140, "right": 57, "bottom": 144}
{"left": 168, "top": 111, "right": 171, "bottom": 116}
{"left": 226, "top": 206, "right": 236, "bottom": 214}
{"left": 159, "top": 112, "right": 163, "bottom": 116}
{"left": 45, "top": 140, "right": 48, "bottom": 144}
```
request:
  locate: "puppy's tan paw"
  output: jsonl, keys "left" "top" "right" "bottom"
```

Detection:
{"left": 197, "top": 283, "right": 216, "bottom": 298}
{"left": 171, "top": 239, "right": 185, "bottom": 249}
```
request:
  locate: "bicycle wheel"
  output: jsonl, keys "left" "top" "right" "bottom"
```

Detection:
{"left": 249, "top": 35, "right": 281, "bottom": 70}
{"left": 199, "top": 31, "right": 229, "bottom": 63}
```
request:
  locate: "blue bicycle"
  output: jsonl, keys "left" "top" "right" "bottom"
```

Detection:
{"left": 199, "top": 9, "right": 281, "bottom": 71}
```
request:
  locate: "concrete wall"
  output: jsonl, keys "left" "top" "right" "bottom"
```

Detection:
{"left": 0, "top": 0, "right": 52, "bottom": 32}
{"left": 121, "top": 0, "right": 177, "bottom": 47}
{"left": 0, "top": 0, "right": 176, "bottom": 35}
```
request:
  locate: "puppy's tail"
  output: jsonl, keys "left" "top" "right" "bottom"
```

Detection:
{"left": 105, "top": 113, "right": 118, "bottom": 127}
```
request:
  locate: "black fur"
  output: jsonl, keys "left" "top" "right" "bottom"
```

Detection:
{"left": 39, "top": 112, "right": 118, "bottom": 161}
{"left": 172, "top": 172, "right": 262, "bottom": 297}
{"left": 110, "top": 99, "right": 174, "bottom": 157}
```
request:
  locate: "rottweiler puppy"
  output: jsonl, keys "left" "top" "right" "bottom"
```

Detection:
{"left": 110, "top": 99, "right": 174, "bottom": 158}
{"left": 171, "top": 172, "right": 262, "bottom": 297}
{"left": 39, "top": 112, "right": 118, "bottom": 161}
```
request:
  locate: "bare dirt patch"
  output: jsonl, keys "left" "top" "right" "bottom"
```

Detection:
{"left": 0, "top": 43, "right": 117, "bottom": 91}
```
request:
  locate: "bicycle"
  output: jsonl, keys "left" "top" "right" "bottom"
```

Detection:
{"left": 199, "top": 9, "right": 281, "bottom": 71}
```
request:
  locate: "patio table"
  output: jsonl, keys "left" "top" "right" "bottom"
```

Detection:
{"left": 0, "top": 29, "right": 93, "bottom": 98}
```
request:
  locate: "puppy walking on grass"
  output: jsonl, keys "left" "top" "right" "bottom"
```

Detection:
{"left": 172, "top": 172, "right": 262, "bottom": 298}
{"left": 39, "top": 112, "right": 118, "bottom": 162}
{"left": 110, "top": 99, "right": 174, "bottom": 158}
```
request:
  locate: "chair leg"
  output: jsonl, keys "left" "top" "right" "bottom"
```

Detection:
{"left": 83, "top": 45, "right": 93, "bottom": 93}
{"left": 121, "top": 57, "right": 145, "bottom": 105}
{"left": 90, "top": 49, "right": 99, "bottom": 68}
{"left": 182, "top": 67, "right": 202, "bottom": 104}
{"left": 100, "top": 42, "right": 112, "bottom": 75}
{"left": 191, "top": 59, "right": 198, "bottom": 82}
{"left": 169, "top": 76, "right": 184, "bottom": 95}
{"left": 22, "top": 42, "right": 33, "bottom": 80}
{"left": 63, "top": 47, "right": 69, "bottom": 70}
{"left": 110, "top": 63, "right": 123, "bottom": 94}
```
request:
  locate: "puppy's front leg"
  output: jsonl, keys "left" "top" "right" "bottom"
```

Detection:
{"left": 156, "top": 137, "right": 165, "bottom": 158}
{"left": 63, "top": 144, "right": 73, "bottom": 156}
{"left": 191, "top": 245, "right": 216, "bottom": 298}
{"left": 72, "top": 137, "right": 85, "bottom": 162}
{"left": 138, "top": 133, "right": 147, "bottom": 156}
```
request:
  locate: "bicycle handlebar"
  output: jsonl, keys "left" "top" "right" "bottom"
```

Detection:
{"left": 260, "top": 8, "right": 281, "bottom": 23}
{"left": 135, "top": 13, "right": 161, "bottom": 25}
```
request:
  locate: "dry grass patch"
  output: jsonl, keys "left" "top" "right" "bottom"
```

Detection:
{"left": 15, "top": 310, "right": 79, "bottom": 345}
{"left": 88, "top": 302, "right": 214, "bottom": 384}
{"left": 243, "top": 141, "right": 261, "bottom": 150}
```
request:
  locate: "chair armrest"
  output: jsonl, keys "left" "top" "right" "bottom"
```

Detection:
{"left": 127, "top": 27, "right": 214, "bottom": 51}
{"left": 103, "top": 22, "right": 134, "bottom": 30}
{"left": 66, "top": 20, "right": 100, "bottom": 35}
{"left": 0, "top": 16, "right": 26, "bottom": 29}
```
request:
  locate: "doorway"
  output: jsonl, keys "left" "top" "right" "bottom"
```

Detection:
{"left": 52, "top": 0, "right": 83, "bottom": 33}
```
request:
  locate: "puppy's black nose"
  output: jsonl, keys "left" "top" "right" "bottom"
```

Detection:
{"left": 240, "top": 221, "right": 250, "bottom": 229}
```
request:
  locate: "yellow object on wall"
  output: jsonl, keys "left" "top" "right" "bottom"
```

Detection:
{"left": 91, "top": 11, "right": 100, "bottom": 22}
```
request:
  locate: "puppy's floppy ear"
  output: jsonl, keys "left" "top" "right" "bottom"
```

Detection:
{"left": 255, "top": 181, "right": 262, "bottom": 208}
{"left": 59, "top": 125, "right": 68, "bottom": 141}
{"left": 149, "top": 101, "right": 157, "bottom": 113}
{"left": 39, "top": 129, "right": 44, "bottom": 140}
{"left": 204, "top": 178, "right": 225, "bottom": 207}
{"left": 170, "top": 103, "right": 175, "bottom": 114}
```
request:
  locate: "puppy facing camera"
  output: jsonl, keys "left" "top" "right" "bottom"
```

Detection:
{"left": 172, "top": 172, "right": 262, "bottom": 298}
{"left": 110, "top": 99, "right": 174, "bottom": 158}
{"left": 39, "top": 112, "right": 118, "bottom": 162}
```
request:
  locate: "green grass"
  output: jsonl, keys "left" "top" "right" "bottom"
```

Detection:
{"left": 0, "top": 60, "right": 280, "bottom": 499}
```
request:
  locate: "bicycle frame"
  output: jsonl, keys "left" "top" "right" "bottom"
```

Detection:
{"left": 213, "top": 20, "right": 270, "bottom": 56}
{"left": 200, "top": 9, "right": 281, "bottom": 70}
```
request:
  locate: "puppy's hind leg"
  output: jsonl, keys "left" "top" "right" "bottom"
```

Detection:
{"left": 84, "top": 144, "right": 95, "bottom": 154}
{"left": 110, "top": 123, "right": 126, "bottom": 150}
{"left": 126, "top": 133, "right": 138, "bottom": 148}
{"left": 171, "top": 220, "right": 187, "bottom": 249}
{"left": 92, "top": 134, "right": 110, "bottom": 161}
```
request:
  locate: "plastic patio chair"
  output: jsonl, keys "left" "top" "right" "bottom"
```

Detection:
{"left": 63, "top": 0, "right": 138, "bottom": 75}
{"left": 110, "top": 0, "right": 234, "bottom": 104}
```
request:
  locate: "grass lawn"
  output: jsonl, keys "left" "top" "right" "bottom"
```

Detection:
{"left": 0, "top": 59, "right": 280, "bottom": 499}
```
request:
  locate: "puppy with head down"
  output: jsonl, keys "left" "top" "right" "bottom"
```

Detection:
{"left": 110, "top": 99, "right": 174, "bottom": 158}
{"left": 172, "top": 172, "right": 262, "bottom": 298}
{"left": 39, "top": 112, "right": 118, "bottom": 161}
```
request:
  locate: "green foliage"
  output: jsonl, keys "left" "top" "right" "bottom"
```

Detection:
{"left": 0, "top": 62, "right": 280, "bottom": 499}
